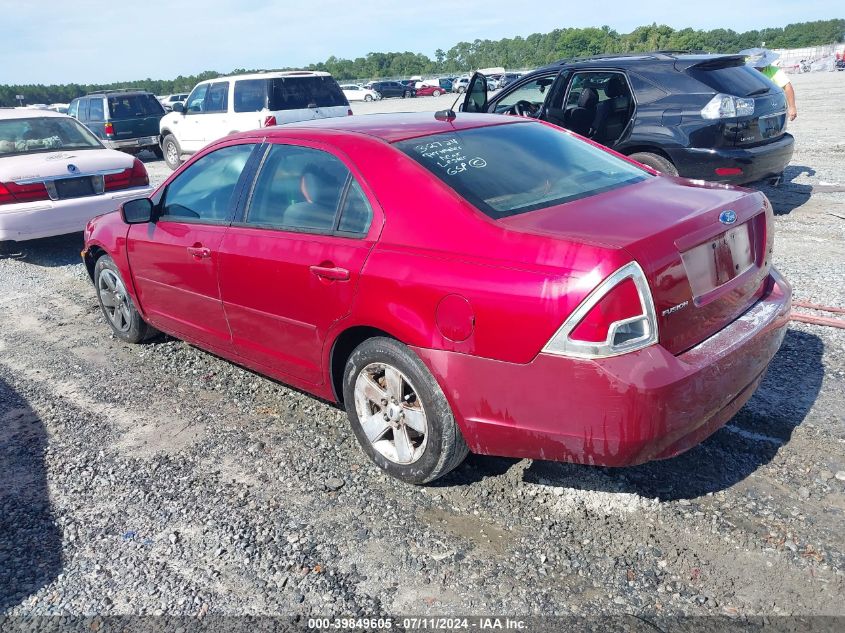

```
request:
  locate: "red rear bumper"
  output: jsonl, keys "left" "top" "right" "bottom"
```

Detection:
{"left": 413, "top": 268, "right": 791, "bottom": 467}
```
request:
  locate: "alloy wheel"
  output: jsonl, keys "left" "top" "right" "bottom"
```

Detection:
{"left": 98, "top": 269, "right": 132, "bottom": 333}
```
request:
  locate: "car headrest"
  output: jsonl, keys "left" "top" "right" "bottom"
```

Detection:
{"left": 300, "top": 165, "right": 340, "bottom": 205}
{"left": 604, "top": 76, "right": 626, "bottom": 99}
{"left": 577, "top": 87, "right": 598, "bottom": 109}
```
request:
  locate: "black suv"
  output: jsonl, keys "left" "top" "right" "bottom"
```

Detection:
{"left": 462, "top": 52, "right": 794, "bottom": 184}
{"left": 368, "top": 81, "right": 416, "bottom": 99}
{"left": 69, "top": 90, "right": 165, "bottom": 157}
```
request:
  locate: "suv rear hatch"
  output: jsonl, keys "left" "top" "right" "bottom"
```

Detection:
{"left": 107, "top": 94, "right": 164, "bottom": 139}
{"left": 685, "top": 57, "right": 788, "bottom": 147}
{"left": 500, "top": 176, "right": 773, "bottom": 355}
{"left": 267, "top": 75, "right": 350, "bottom": 122}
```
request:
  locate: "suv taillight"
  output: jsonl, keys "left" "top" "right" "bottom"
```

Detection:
{"left": 104, "top": 158, "right": 149, "bottom": 191}
{"left": 104, "top": 122, "right": 114, "bottom": 136}
{"left": 0, "top": 180, "right": 51, "bottom": 205}
{"left": 263, "top": 115, "right": 277, "bottom": 127}
{"left": 543, "top": 262, "right": 658, "bottom": 359}
{"left": 701, "top": 93, "right": 755, "bottom": 119}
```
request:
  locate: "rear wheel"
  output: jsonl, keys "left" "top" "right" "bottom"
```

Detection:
{"left": 94, "top": 255, "right": 154, "bottom": 343}
{"left": 162, "top": 134, "right": 182, "bottom": 170}
{"left": 343, "top": 337, "right": 469, "bottom": 484}
{"left": 628, "top": 152, "right": 678, "bottom": 176}
{"left": 432, "top": 89, "right": 442, "bottom": 97}
{"left": 364, "top": 94, "right": 373, "bottom": 102}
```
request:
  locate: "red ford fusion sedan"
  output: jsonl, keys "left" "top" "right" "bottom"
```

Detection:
{"left": 82, "top": 112, "right": 791, "bottom": 484}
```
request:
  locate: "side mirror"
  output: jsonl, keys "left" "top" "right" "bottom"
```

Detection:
{"left": 121, "top": 198, "right": 154, "bottom": 224}
{"left": 172, "top": 102, "right": 185, "bottom": 113}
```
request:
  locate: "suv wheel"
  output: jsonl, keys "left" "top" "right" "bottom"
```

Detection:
{"left": 628, "top": 152, "right": 678, "bottom": 177}
{"left": 162, "top": 134, "right": 182, "bottom": 170}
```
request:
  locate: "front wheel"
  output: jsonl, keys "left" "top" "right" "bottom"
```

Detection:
{"left": 94, "top": 255, "right": 155, "bottom": 343}
{"left": 343, "top": 337, "right": 469, "bottom": 484}
{"left": 628, "top": 152, "right": 678, "bottom": 177}
{"left": 162, "top": 134, "right": 182, "bottom": 170}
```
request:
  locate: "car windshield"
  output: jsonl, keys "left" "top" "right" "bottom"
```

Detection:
{"left": 268, "top": 77, "right": 348, "bottom": 109}
{"left": 108, "top": 94, "right": 164, "bottom": 118}
{"left": 395, "top": 121, "right": 649, "bottom": 219}
{"left": 0, "top": 116, "right": 103, "bottom": 157}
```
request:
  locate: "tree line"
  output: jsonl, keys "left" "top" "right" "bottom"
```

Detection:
{"left": 2, "top": 19, "right": 842, "bottom": 106}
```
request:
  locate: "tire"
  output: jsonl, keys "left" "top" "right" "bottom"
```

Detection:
{"left": 364, "top": 94, "right": 373, "bottom": 102}
{"left": 94, "top": 255, "right": 154, "bottom": 344}
{"left": 151, "top": 145, "right": 164, "bottom": 160}
{"left": 162, "top": 134, "right": 182, "bottom": 171}
{"left": 628, "top": 152, "right": 678, "bottom": 176}
{"left": 457, "top": 86, "right": 466, "bottom": 94}
{"left": 0, "top": 241, "right": 21, "bottom": 258}
{"left": 342, "top": 337, "right": 469, "bottom": 484}
{"left": 432, "top": 89, "right": 442, "bottom": 97}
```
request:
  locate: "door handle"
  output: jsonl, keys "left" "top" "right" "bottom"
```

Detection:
{"left": 310, "top": 265, "right": 350, "bottom": 281}
{"left": 187, "top": 245, "right": 211, "bottom": 259}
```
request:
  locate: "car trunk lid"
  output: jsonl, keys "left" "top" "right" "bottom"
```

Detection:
{"left": 499, "top": 176, "right": 773, "bottom": 355}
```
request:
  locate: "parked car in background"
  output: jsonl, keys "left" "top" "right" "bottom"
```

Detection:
{"left": 158, "top": 93, "right": 189, "bottom": 112}
{"left": 452, "top": 77, "right": 470, "bottom": 93}
{"left": 69, "top": 90, "right": 165, "bottom": 158}
{"left": 415, "top": 84, "right": 447, "bottom": 97}
{"left": 462, "top": 51, "right": 794, "bottom": 184}
{"left": 0, "top": 109, "right": 152, "bottom": 245}
{"left": 159, "top": 71, "right": 351, "bottom": 170}
{"left": 367, "top": 81, "right": 416, "bottom": 99}
{"left": 341, "top": 84, "right": 380, "bottom": 102}
{"left": 82, "top": 111, "right": 790, "bottom": 484}
{"left": 47, "top": 103, "right": 69, "bottom": 114}
{"left": 497, "top": 73, "right": 522, "bottom": 88}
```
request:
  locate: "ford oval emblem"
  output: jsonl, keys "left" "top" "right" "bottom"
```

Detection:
{"left": 719, "top": 210, "right": 737, "bottom": 225}
{"left": 67, "top": 164, "right": 79, "bottom": 174}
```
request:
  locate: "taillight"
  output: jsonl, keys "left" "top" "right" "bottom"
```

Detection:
{"left": 347, "top": 108, "right": 353, "bottom": 116}
{"left": 0, "top": 180, "right": 51, "bottom": 205}
{"left": 104, "top": 122, "right": 114, "bottom": 136}
{"left": 701, "top": 93, "right": 754, "bottom": 119}
{"left": 543, "top": 262, "right": 658, "bottom": 359}
{"left": 715, "top": 167, "right": 743, "bottom": 176}
{"left": 104, "top": 158, "right": 149, "bottom": 191}
{"left": 263, "top": 115, "right": 277, "bottom": 127}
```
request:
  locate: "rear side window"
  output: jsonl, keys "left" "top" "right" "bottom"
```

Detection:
{"left": 108, "top": 94, "right": 164, "bottom": 118}
{"left": 687, "top": 63, "right": 772, "bottom": 97}
{"left": 246, "top": 144, "right": 370, "bottom": 234}
{"left": 89, "top": 98, "right": 105, "bottom": 121}
{"left": 395, "top": 122, "right": 649, "bottom": 220}
{"left": 204, "top": 82, "right": 229, "bottom": 113}
{"left": 234, "top": 79, "right": 267, "bottom": 112}
{"left": 267, "top": 77, "right": 348, "bottom": 110}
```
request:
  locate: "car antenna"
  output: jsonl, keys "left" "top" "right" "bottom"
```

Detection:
{"left": 435, "top": 93, "right": 462, "bottom": 121}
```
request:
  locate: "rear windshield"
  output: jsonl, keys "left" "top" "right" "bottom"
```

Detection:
{"left": 395, "top": 122, "right": 649, "bottom": 219}
{"left": 108, "top": 94, "right": 165, "bottom": 118}
{"left": 0, "top": 116, "right": 102, "bottom": 157}
{"left": 268, "top": 77, "right": 348, "bottom": 110}
{"left": 687, "top": 63, "right": 773, "bottom": 97}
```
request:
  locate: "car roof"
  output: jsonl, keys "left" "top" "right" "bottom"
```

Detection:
{"left": 531, "top": 51, "right": 740, "bottom": 73}
{"left": 198, "top": 70, "right": 334, "bottom": 84}
{"left": 260, "top": 112, "right": 523, "bottom": 143}
{"left": 0, "top": 108, "right": 69, "bottom": 120}
{"left": 83, "top": 90, "right": 155, "bottom": 97}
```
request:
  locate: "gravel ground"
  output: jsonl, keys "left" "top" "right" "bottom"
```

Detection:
{"left": 1, "top": 73, "right": 843, "bottom": 620}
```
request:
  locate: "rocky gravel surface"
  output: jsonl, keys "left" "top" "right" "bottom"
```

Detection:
{"left": 1, "top": 73, "right": 843, "bottom": 620}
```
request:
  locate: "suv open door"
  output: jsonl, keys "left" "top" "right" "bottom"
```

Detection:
{"left": 461, "top": 73, "right": 488, "bottom": 113}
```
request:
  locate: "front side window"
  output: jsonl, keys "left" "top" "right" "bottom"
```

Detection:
{"left": 160, "top": 143, "right": 255, "bottom": 222}
{"left": 204, "top": 82, "right": 229, "bottom": 113}
{"left": 88, "top": 98, "right": 105, "bottom": 121}
{"left": 395, "top": 121, "right": 649, "bottom": 220}
{"left": 0, "top": 117, "right": 104, "bottom": 156}
{"left": 234, "top": 79, "right": 267, "bottom": 112}
{"left": 186, "top": 84, "right": 209, "bottom": 113}
{"left": 494, "top": 75, "right": 556, "bottom": 113}
{"left": 246, "top": 144, "right": 369, "bottom": 233}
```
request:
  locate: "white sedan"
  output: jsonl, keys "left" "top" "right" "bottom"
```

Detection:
{"left": 0, "top": 109, "right": 154, "bottom": 244}
{"left": 340, "top": 84, "right": 380, "bottom": 102}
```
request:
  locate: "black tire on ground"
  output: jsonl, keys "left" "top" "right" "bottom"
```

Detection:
{"left": 0, "top": 241, "right": 20, "bottom": 257}
{"left": 162, "top": 134, "right": 182, "bottom": 170}
{"left": 364, "top": 94, "right": 373, "bottom": 102}
{"left": 94, "top": 255, "right": 155, "bottom": 344}
{"left": 342, "top": 337, "right": 469, "bottom": 484}
{"left": 628, "top": 152, "right": 678, "bottom": 176}
{"left": 151, "top": 145, "right": 164, "bottom": 159}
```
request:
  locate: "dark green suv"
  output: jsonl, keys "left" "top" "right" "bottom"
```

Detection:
{"left": 69, "top": 90, "right": 165, "bottom": 157}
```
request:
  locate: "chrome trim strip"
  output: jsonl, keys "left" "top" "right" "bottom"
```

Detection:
{"left": 14, "top": 168, "right": 125, "bottom": 185}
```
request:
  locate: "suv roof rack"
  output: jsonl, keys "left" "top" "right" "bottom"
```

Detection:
{"left": 556, "top": 50, "right": 711, "bottom": 64}
{"left": 85, "top": 88, "right": 145, "bottom": 95}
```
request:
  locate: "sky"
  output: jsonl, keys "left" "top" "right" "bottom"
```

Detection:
{"left": 0, "top": 0, "right": 838, "bottom": 85}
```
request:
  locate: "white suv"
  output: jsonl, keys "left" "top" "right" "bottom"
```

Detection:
{"left": 158, "top": 71, "right": 351, "bottom": 170}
